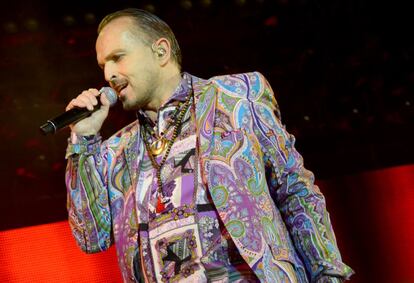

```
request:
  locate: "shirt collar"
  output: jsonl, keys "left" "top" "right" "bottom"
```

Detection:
{"left": 164, "top": 72, "right": 193, "bottom": 104}
{"left": 136, "top": 72, "right": 193, "bottom": 125}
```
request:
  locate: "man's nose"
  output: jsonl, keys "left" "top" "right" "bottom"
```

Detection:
{"left": 104, "top": 63, "right": 116, "bottom": 82}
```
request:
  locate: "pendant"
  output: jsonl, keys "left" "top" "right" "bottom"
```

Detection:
{"left": 150, "top": 137, "right": 167, "bottom": 156}
{"left": 156, "top": 195, "right": 166, "bottom": 213}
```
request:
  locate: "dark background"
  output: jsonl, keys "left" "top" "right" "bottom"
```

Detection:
{"left": 0, "top": 0, "right": 413, "bottom": 282}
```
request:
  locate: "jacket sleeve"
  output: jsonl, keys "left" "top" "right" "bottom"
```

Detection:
{"left": 65, "top": 133, "right": 113, "bottom": 253}
{"left": 252, "top": 72, "right": 354, "bottom": 282}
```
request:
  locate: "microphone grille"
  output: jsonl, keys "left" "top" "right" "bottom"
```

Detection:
{"left": 100, "top": 87, "right": 118, "bottom": 106}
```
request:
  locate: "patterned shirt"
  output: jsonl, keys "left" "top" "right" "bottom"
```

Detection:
{"left": 134, "top": 73, "right": 258, "bottom": 282}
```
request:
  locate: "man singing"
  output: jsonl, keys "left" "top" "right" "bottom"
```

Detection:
{"left": 65, "top": 8, "right": 354, "bottom": 283}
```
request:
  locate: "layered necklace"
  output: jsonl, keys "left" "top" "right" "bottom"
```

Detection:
{"left": 141, "top": 90, "right": 193, "bottom": 213}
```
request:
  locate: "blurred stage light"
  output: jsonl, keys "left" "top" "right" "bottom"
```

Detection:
{"left": 24, "top": 18, "right": 39, "bottom": 32}
{"left": 142, "top": 4, "right": 156, "bottom": 13}
{"left": 84, "top": 13, "right": 96, "bottom": 25}
{"left": 200, "top": 0, "right": 212, "bottom": 8}
{"left": 3, "top": 21, "right": 18, "bottom": 34}
{"left": 62, "top": 15, "right": 76, "bottom": 27}
{"left": 180, "top": 0, "right": 193, "bottom": 10}
{"left": 234, "top": 0, "right": 247, "bottom": 6}
{"left": 264, "top": 16, "right": 279, "bottom": 27}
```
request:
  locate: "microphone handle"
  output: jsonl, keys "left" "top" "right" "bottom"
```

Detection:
{"left": 40, "top": 102, "right": 101, "bottom": 135}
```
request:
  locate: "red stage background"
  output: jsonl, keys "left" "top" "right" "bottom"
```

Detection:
{"left": 1, "top": 164, "right": 413, "bottom": 282}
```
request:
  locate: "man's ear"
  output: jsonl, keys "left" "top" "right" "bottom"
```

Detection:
{"left": 152, "top": 38, "right": 171, "bottom": 66}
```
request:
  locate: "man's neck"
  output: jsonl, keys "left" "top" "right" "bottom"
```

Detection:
{"left": 145, "top": 70, "right": 182, "bottom": 122}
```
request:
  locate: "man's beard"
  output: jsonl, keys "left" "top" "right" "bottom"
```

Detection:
{"left": 121, "top": 89, "right": 153, "bottom": 111}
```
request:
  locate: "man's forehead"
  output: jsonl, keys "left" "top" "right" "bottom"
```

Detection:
{"left": 100, "top": 17, "right": 148, "bottom": 40}
{"left": 97, "top": 23, "right": 146, "bottom": 50}
{"left": 98, "top": 17, "right": 132, "bottom": 37}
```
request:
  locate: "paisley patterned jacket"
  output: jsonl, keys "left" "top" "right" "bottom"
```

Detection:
{"left": 65, "top": 72, "right": 354, "bottom": 282}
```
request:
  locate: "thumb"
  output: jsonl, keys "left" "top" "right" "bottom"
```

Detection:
{"left": 100, "top": 91, "right": 111, "bottom": 107}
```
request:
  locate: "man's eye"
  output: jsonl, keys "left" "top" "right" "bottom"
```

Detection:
{"left": 113, "top": 54, "right": 123, "bottom": 62}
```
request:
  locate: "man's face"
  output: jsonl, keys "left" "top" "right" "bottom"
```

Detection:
{"left": 96, "top": 17, "right": 160, "bottom": 111}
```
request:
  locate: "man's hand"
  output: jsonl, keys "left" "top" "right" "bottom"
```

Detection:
{"left": 65, "top": 88, "right": 111, "bottom": 136}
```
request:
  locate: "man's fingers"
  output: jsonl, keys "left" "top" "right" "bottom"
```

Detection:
{"left": 65, "top": 88, "right": 109, "bottom": 113}
{"left": 76, "top": 94, "right": 94, "bottom": 111}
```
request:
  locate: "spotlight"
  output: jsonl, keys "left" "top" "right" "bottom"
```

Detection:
{"left": 234, "top": 0, "right": 247, "bottom": 6}
{"left": 62, "top": 15, "right": 76, "bottom": 27}
{"left": 142, "top": 4, "right": 156, "bottom": 13}
{"left": 200, "top": 0, "right": 212, "bottom": 8}
{"left": 84, "top": 13, "right": 96, "bottom": 25}
{"left": 24, "top": 18, "right": 39, "bottom": 31}
{"left": 180, "top": 0, "right": 193, "bottom": 10}
{"left": 3, "top": 21, "right": 18, "bottom": 33}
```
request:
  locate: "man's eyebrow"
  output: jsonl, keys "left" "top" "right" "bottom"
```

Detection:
{"left": 98, "top": 49, "right": 125, "bottom": 68}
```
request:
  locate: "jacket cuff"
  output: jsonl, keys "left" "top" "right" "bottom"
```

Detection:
{"left": 65, "top": 132, "right": 102, "bottom": 159}
{"left": 315, "top": 276, "right": 344, "bottom": 283}
{"left": 313, "top": 260, "right": 355, "bottom": 282}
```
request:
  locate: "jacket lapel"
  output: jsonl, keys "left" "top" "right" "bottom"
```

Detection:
{"left": 193, "top": 76, "right": 217, "bottom": 185}
{"left": 123, "top": 121, "right": 142, "bottom": 190}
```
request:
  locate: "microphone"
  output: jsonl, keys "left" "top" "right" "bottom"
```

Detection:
{"left": 39, "top": 87, "right": 117, "bottom": 135}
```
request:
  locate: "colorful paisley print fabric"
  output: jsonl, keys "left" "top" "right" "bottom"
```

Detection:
{"left": 65, "top": 72, "right": 353, "bottom": 282}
